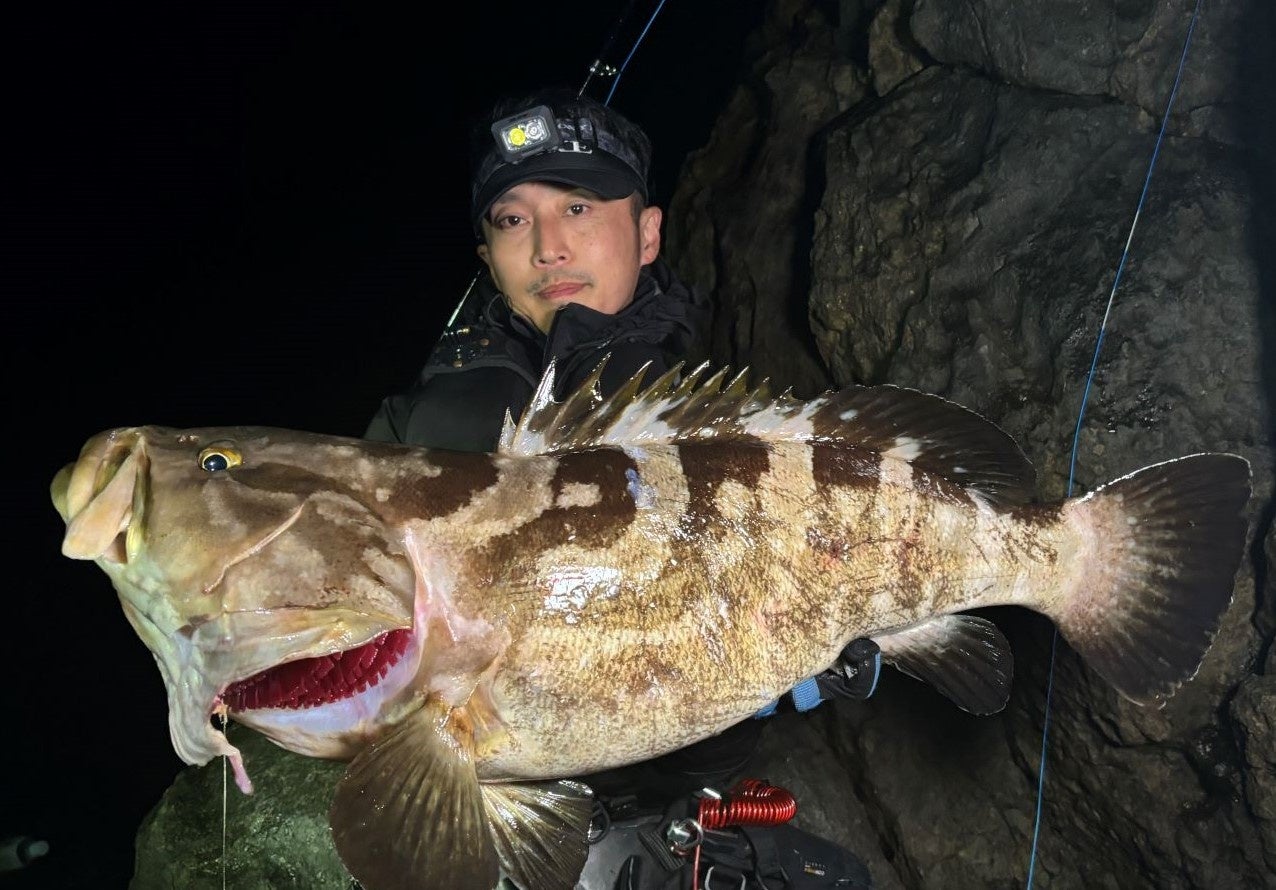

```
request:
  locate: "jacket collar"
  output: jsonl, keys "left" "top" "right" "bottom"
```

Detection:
{"left": 479, "top": 257, "right": 705, "bottom": 370}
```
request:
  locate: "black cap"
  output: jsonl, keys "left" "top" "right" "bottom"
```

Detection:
{"left": 470, "top": 89, "right": 651, "bottom": 233}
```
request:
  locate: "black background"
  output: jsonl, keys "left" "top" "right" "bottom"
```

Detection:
{"left": 5, "top": 3, "right": 764, "bottom": 887}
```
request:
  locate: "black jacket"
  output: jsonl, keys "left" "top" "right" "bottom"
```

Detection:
{"left": 364, "top": 258, "right": 710, "bottom": 451}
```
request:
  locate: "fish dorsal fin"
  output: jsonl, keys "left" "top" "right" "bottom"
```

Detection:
{"left": 874, "top": 615, "right": 1014, "bottom": 715}
{"left": 330, "top": 701, "right": 500, "bottom": 890}
{"left": 499, "top": 357, "right": 773, "bottom": 456}
{"left": 500, "top": 357, "right": 1036, "bottom": 505}
{"left": 817, "top": 382, "right": 1036, "bottom": 505}
{"left": 482, "top": 780, "right": 594, "bottom": 890}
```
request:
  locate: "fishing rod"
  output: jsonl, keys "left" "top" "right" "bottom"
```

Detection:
{"left": 443, "top": 0, "right": 669, "bottom": 330}
{"left": 1024, "top": 1, "right": 1205, "bottom": 885}
{"left": 578, "top": 0, "right": 642, "bottom": 100}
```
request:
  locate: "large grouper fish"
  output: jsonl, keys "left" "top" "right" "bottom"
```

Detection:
{"left": 52, "top": 360, "right": 1251, "bottom": 890}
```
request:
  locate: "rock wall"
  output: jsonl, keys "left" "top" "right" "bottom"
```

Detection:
{"left": 665, "top": 1, "right": 1275, "bottom": 887}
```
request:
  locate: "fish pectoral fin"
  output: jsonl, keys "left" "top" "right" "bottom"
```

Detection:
{"left": 875, "top": 615, "right": 1013, "bottom": 715}
{"left": 329, "top": 701, "right": 499, "bottom": 890}
{"left": 482, "top": 779, "right": 595, "bottom": 890}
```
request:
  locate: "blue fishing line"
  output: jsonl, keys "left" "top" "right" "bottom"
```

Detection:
{"left": 1024, "top": 1, "right": 1202, "bottom": 885}
{"left": 604, "top": 0, "right": 669, "bottom": 106}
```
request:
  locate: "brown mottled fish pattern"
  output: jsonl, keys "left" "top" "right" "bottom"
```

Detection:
{"left": 51, "top": 361, "right": 1252, "bottom": 890}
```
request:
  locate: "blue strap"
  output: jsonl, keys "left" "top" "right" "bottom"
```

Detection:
{"left": 754, "top": 677, "right": 824, "bottom": 718}
{"left": 789, "top": 677, "right": 824, "bottom": 712}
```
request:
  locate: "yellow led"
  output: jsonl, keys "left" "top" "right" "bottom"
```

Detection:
{"left": 491, "top": 106, "right": 557, "bottom": 161}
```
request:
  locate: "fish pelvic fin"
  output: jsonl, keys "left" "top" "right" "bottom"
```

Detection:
{"left": 875, "top": 615, "right": 1014, "bottom": 715}
{"left": 330, "top": 700, "right": 500, "bottom": 890}
{"left": 482, "top": 780, "right": 594, "bottom": 890}
{"left": 1056, "top": 453, "right": 1252, "bottom": 706}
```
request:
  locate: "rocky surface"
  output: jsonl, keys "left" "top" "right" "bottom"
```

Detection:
{"left": 667, "top": 0, "right": 860, "bottom": 398}
{"left": 666, "top": 1, "right": 1274, "bottom": 888}
{"left": 133, "top": 729, "right": 349, "bottom": 889}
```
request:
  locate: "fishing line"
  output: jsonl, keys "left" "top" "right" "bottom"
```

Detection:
{"left": 602, "top": 0, "right": 669, "bottom": 106}
{"left": 218, "top": 709, "right": 229, "bottom": 890}
{"left": 1024, "top": 0, "right": 1203, "bottom": 885}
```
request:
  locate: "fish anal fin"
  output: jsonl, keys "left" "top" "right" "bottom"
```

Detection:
{"left": 875, "top": 615, "right": 1014, "bottom": 715}
{"left": 482, "top": 779, "right": 594, "bottom": 890}
{"left": 330, "top": 701, "right": 499, "bottom": 890}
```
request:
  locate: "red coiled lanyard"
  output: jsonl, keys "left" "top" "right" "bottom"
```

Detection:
{"left": 691, "top": 779, "right": 797, "bottom": 890}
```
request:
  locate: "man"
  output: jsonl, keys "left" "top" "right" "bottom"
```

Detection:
{"left": 365, "top": 87, "right": 707, "bottom": 451}
{"left": 365, "top": 87, "right": 874, "bottom": 888}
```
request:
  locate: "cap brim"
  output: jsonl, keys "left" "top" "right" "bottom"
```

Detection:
{"left": 472, "top": 151, "right": 644, "bottom": 230}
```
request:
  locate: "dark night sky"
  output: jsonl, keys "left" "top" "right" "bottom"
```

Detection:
{"left": 6, "top": 4, "right": 763, "bottom": 886}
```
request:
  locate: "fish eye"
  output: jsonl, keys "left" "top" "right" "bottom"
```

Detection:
{"left": 198, "top": 443, "right": 243, "bottom": 473}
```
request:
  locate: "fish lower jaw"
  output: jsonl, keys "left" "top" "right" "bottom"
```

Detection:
{"left": 220, "top": 629, "right": 412, "bottom": 713}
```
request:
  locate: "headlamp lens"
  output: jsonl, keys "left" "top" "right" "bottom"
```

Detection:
{"left": 491, "top": 105, "right": 560, "bottom": 163}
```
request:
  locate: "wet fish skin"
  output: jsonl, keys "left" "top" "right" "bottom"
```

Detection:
{"left": 51, "top": 362, "right": 1252, "bottom": 890}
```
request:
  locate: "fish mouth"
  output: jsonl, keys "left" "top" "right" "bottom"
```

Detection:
{"left": 221, "top": 628, "right": 413, "bottom": 712}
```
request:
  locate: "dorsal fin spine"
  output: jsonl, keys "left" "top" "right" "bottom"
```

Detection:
{"left": 498, "top": 358, "right": 1037, "bottom": 505}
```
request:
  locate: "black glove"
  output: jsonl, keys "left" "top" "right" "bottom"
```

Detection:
{"left": 813, "top": 638, "right": 881, "bottom": 702}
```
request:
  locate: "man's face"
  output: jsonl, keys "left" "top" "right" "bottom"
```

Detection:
{"left": 477, "top": 181, "right": 662, "bottom": 333}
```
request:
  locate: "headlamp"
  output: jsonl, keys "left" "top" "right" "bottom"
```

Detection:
{"left": 490, "top": 105, "right": 562, "bottom": 164}
{"left": 471, "top": 94, "right": 646, "bottom": 232}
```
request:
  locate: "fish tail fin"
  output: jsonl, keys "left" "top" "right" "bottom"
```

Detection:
{"left": 1056, "top": 453, "right": 1251, "bottom": 706}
